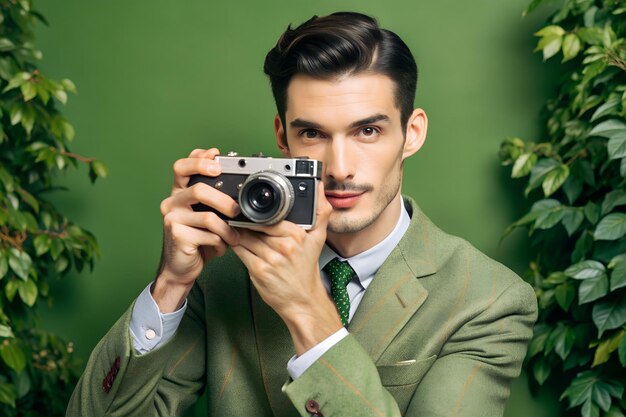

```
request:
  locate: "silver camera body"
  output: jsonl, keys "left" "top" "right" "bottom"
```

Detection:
{"left": 189, "top": 153, "right": 322, "bottom": 229}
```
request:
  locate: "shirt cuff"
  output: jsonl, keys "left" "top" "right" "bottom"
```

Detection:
{"left": 129, "top": 283, "right": 187, "bottom": 355}
{"left": 287, "top": 327, "right": 349, "bottom": 380}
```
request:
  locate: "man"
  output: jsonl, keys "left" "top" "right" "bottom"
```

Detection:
{"left": 67, "top": 12, "right": 537, "bottom": 417}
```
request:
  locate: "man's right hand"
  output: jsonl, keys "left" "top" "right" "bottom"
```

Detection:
{"left": 152, "top": 148, "right": 240, "bottom": 313}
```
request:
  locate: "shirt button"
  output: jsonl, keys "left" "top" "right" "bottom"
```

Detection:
{"left": 145, "top": 329, "right": 157, "bottom": 340}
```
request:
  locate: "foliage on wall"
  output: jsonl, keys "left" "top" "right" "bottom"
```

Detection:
{"left": 499, "top": 0, "right": 626, "bottom": 416}
{"left": 0, "top": 1, "right": 106, "bottom": 415}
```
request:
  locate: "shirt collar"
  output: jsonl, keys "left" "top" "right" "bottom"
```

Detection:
{"left": 320, "top": 202, "right": 411, "bottom": 289}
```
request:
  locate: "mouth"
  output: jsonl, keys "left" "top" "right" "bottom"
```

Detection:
{"left": 324, "top": 191, "right": 365, "bottom": 209}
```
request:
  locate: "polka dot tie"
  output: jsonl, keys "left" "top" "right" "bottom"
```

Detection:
{"left": 323, "top": 258, "right": 356, "bottom": 327}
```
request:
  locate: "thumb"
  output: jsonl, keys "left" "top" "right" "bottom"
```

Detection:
{"left": 309, "top": 180, "right": 332, "bottom": 242}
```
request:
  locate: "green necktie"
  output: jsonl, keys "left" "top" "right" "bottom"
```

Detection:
{"left": 324, "top": 258, "right": 356, "bottom": 327}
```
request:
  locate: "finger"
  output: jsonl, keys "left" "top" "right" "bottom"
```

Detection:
{"left": 164, "top": 210, "right": 239, "bottom": 246}
{"left": 243, "top": 220, "right": 300, "bottom": 237}
{"left": 309, "top": 181, "right": 332, "bottom": 241}
{"left": 172, "top": 157, "right": 222, "bottom": 189}
{"left": 161, "top": 182, "right": 240, "bottom": 218}
{"left": 188, "top": 148, "right": 220, "bottom": 159}
{"left": 236, "top": 229, "right": 273, "bottom": 257}
{"left": 169, "top": 222, "right": 228, "bottom": 254}
{"left": 230, "top": 244, "right": 259, "bottom": 272}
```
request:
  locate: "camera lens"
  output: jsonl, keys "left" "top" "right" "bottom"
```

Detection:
{"left": 248, "top": 183, "right": 276, "bottom": 212}
{"left": 239, "top": 171, "right": 294, "bottom": 225}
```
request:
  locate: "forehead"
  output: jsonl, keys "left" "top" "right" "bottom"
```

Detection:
{"left": 285, "top": 73, "right": 399, "bottom": 124}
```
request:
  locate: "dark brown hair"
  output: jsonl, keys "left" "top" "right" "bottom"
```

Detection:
{"left": 263, "top": 12, "right": 418, "bottom": 131}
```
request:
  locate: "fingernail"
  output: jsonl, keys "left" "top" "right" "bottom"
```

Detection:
{"left": 233, "top": 204, "right": 241, "bottom": 216}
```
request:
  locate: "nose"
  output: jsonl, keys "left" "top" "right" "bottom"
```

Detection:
{"left": 324, "top": 138, "right": 354, "bottom": 183}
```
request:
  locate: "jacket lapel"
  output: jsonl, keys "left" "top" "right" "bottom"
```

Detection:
{"left": 348, "top": 197, "right": 439, "bottom": 362}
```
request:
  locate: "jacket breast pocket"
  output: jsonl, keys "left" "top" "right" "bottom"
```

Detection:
{"left": 376, "top": 355, "right": 437, "bottom": 414}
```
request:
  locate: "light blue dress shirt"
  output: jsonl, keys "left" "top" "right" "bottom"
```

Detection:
{"left": 130, "top": 202, "right": 411, "bottom": 380}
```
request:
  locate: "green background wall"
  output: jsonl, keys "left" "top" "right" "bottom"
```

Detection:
{"left": 34, "top": 0, "right": 561, "bottom": 415}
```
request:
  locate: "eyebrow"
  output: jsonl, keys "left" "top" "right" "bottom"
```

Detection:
{"left": 289, "top": 114, "right": 390, "bottom": 130}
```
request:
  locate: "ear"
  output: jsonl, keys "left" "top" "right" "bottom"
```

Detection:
{"left": 402, "top": 108, "right": 428, "bottom": 161}
{"left": 274, "top": 114, "right": 290, "bottom": 157}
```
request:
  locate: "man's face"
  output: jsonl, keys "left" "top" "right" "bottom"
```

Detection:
{"left": 275, "top": 73, "right": 425, "bottom": 236}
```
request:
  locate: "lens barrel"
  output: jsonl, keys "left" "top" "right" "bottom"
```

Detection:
{"left": 239, "top": 171, "right": 294, "bottom": 224}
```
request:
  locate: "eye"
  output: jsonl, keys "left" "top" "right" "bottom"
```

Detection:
{"left": 299, "top": 129, "right": 324, "bottom": 139}
{"left": 357, "top": 126, "right": 380, "bottom": 138}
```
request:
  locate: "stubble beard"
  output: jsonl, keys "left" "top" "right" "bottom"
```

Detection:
{"left": 326, "top": 170, "right": 401, "bottom": 234}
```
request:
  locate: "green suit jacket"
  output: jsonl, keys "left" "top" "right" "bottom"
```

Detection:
{"left": 67, "top": 196, "right": 537, "bottom": 417}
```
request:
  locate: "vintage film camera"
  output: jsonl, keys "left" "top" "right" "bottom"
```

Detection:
{"left": 188, "top": 152, "right": 322, "bottom": 229}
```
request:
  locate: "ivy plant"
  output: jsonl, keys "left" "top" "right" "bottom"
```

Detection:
{"left": 499, "top": 0, "right": 626, "bottom": 416}
{"left": 0, "top": 1, "right": 106, "bottom": 415}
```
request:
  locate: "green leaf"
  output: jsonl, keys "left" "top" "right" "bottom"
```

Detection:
{"left": 0, "top": 38, "right": 15, "bottom": 52}
{"left": 555, "top": 326, "right": 576, "bottom": 360}
{"left": 0, "top": 252, "right": 7, "bottom": 280}
{"left": 535, "top": 206, "right": 565, "bottom": 230}
{"left": 607, "top": 132, "right": 626, "bottom": 160}
{"left": 8, "top": 247, "right": 32, "bottom": 281}
{"left": 621, "top": 158, "right": 626, "bottom": 178}
{"left": 556, "top": 283, "right": 576, "bottom": 311}
{"left": 592, "top": 297, "right": 626, "bottom": 338}
{"left": 579, "top": 275, "right": 608, "bottom": 304}
{"left": 55, "top": 256, "right": 68, "bottom": 273}
{"left": 0, "top": 324, "right": 14, "bottom": 338}
{"left": 565, "top": 260, "right": 606, "bottom": 279}
{"left": 523, "top": 0, "right": 545, "bottom": 17}
{"left": 53, "top": 89, "right": 68, "bottom": 105}
{"left": 601, "top": 190, "right": 626, "bottom": 215}
{"left": 528, "top": 324, "right": 550, "bottom": 358}
{"left": 585, "top": 201, "right": 600, "bottom": 225}
{"left": 526, "top": 158, "right": 560, "bottom": 195}
{"left": 5, "top": 280, "right": 18, "bottom": 301}
{"left": 562, "top": 371, "right": 623, "bottom": 411}
{"left": 609, "top": 254, "right": 626, "bottom": 291}
{"left": 16, "top": 187, "right": 39, "bottom": 213}
{"left": 0, "top": 383, "right": 16, "bottom": 408}
{"left": 562, "top": 33, "right": 581, "bottom": 62}
{"left": 562, "top": 208, "right": 584, "bottom": 236}
{"left": 606, "top": 406, "right": 625, "bottom": 417}
{"left": 17, "top": 279, "right": 37, "bottom": 307}
{"left": 19, "top": 81, "right": 36, "bottom": 101}
{"left": 535, "top": 25, "right": 566, "bottom": 38}
{"left": 511, "top": 152, "right": 537, "bottom": 178}
{"left": 9, "top": 104, "right": 22, "bottom": 126}
{"left": 33, "top": 234, "right": 51, "bottom": 256}
{"left": 592, "top": 330, "right": 624, "bottom": 367}
{"left": 594, "top": 213, "right": 626, "bottom": 240}
{"left": 0, "top": 342, "right": 26, "bottom": 373}
{"left": 573, "top": 232, "right": 594, "bottom": 263}
{"left": 588, "top": 119, "right": 626, "bottom": 138}
{"left": 90, "top": 160, "right": 108, "bottom": 179}
{"left": 2, "top": 71, "right": 29, "bottom": 93}
{"left": 619, "top": 333, "right": 626, "bottom": 366}
{"left": 591, "top": 97, "right": 621, "bottom": 122}
{"left": 542, "top": 164, "right": 569, "bottom": 196}
{"left": 541, "top": 36, "right": 563, "bottom": 61}
{"left": 15, "top": 370, "right": 30, "bottom": 399}
{"left": 533, "top": 355, "right": 551, "bottom": 385}
{"left": 61, "top": 78, "right": 77, "bottom": 93}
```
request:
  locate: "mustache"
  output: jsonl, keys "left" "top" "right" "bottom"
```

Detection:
{"left": 324, "top": 179, "right": 373, "bottom": 193}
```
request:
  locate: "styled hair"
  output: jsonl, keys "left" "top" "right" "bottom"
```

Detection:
{"left": 263, "top": 12, "right": 418, "bottom": 131}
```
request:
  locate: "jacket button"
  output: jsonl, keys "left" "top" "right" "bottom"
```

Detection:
{"left": 312, "top": 414, "right": 324, "bottom": 417}
{"left": 305, "top": 399, "right": 320, "bottom": 413}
